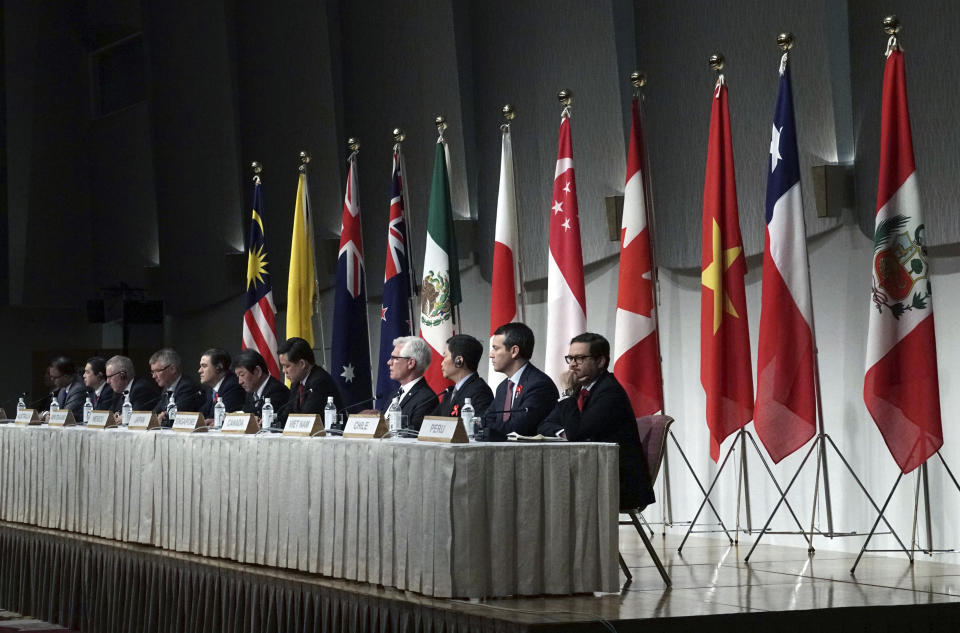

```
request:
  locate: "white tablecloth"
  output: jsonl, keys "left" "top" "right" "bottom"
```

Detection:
{"left": 0, "top": 425, "right": 620, "bottom": 597}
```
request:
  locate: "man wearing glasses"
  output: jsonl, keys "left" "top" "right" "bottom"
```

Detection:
{"left": 43, "top": 356, "right": 86, "bottom": 422}
{"left": 383, "top": 336, "right": 437, "bottom": 431}
{"left": 106, "top": 355, "right": 162, "bottom": 414}
{"left": 538, "top": 332, "right": 654, "bottom": 511}
{"left": 150, "top": 348, "right": 204, "bottom": 426}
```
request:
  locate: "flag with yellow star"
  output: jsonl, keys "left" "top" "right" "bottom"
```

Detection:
{"left": 700, "top": 73, "right": 754, "bottom": 461}
{"left": 241, "top": 176, "right": 282, "bottom": 379}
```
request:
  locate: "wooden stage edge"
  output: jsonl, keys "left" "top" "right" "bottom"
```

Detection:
{"left": 2, "top": 520, "right": 960, "bottom": 633}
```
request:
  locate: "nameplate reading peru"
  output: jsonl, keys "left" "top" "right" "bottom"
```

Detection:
{"left": 417, "top": 416, "right": 468, "bottom": 443}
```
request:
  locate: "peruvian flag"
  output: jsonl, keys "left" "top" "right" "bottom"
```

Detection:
{"left": 754, "top": 55, "right": 817, "bottom": 464}
{"left": 864, "top": 41, "right": 942, "bottom": 474}
{"left": 488, "top": 122, "right": 521, "bottom": 390}
{"left": 545, "top": 112, "right": 586, "bottom": 387}
{"left": 700, "top": 74, "right": 753, "bottom": 461}
{"left": 419, "top": 138, "right": 461, "bottom": 393}
{"left": 613, "top": 97, "right": 663, "bottom": 417}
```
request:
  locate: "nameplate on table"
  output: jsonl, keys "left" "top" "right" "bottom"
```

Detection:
{"left": 87, "top": 410, "right": 117, "bottom": 429}
{"left": 171, "top": 411, "right": 206, "bottom": 433}
{"left": 221, "top": 413, "right": 257, "bottom": 434}
{"left": 283, "top": 413, "right": 323, "bottom": 437}
{"left": 342, "top": 414, "right": 387, "bottom": 439}
{"left": 417, "top": 416, "right": 468, "bottom": 443}
{"left": 128, "top": 411, "right": 159, "bottom": 431}
{"left": 48, "top": 410, "right": 77, "bottom": 427}
{"left": 15, "top": 409, "right": 40, "bottom": 426}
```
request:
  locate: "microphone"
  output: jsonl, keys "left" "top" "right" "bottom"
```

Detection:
{"left": 338, "top": 394, "right": 381, "bottom": 415}
{"left": 483, "top": 407, "right": 530, "bottom": 416}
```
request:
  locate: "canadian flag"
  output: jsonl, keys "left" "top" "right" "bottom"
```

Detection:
{"left": 864, "top": 38, "right": 942, "bottom": 474}
{"left": 545, "top": 112, "right": 586, "bottom": 387}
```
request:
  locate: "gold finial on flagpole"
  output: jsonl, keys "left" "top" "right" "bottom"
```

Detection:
{"left": 502, "top": 104, "right": 515, "bottom": 122}
{"left": 709, "top": 54, "right": 724, "bottom": 72}
{"left": 347, "top": 137, "right": 360, "bottom": 152}
{"left": 630, "top": 71, "right": 646, "bottom": 88}
{"left": 883, "top": 15, "right": 901, "bottom": 35}
{"left": 435, "top": 115, "right": 447, "bottom": 130}
{"left": 251, "top": 161, "right": 262, "bottom": 183}
{"left": 777, "top": 32, "right": 794, "bottom": 51}
{"left": 298, "top": 151, "right": 310, "bottom": 173}
{"left": 557, "top": 89, "right": 572, "bottom": 106}
{"left": 392, "top": 128, "right": 405, "bottom": 143}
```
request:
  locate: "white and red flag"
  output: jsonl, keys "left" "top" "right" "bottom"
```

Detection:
{"left": 488, "top": 122, "right": 521, "bottom": 389}
{"left": 754, "top": 53, "right": 817, "bottom": 463}
{"left": 613, "top": 97, "right": 663, "bottom": 417}
{"left": 545, "top": 110, "right": 586, "bottom": 386}
{"left": 864, "top": 37, "right": 942, "bottom": 474}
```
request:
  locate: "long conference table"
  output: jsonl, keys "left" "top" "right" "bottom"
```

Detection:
{"left": 0, "top": 424, "right": 620, "bottom": 598}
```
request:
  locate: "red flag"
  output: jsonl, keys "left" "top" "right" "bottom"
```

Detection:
{"left": 700, "top": 75, "right": 753, "bottom": 461}
{"left": 545, "top": 112, "right": 586, "bottom": 386}
{"left": 864, "top": 40, "right": 942, "bottom": 474}
{"left": 613, "top": 98, "right": 663, "bottom": 417}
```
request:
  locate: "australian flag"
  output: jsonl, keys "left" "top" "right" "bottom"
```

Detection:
{"left": 376, "top": 146, "right": 415, "bottom": 409}
{"left": 331, "top": 152, "right": 373, "bottom": 411}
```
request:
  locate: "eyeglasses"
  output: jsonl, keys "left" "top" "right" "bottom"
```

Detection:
{"left": 388, "top": 355, "right": 412, "bottom": 363}
{"left": 105, "top": 371, "right": 125, "bottom": 380}
{"left": 150, "top": 365, "right": 171, "bottom": 375}
{"left": 564, "top": 354, "right": 595, "bottom": 365}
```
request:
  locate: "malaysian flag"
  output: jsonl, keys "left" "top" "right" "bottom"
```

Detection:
{"left": 376, "top": 144, "right": 415, "bottom": 409}
{"left": 331, "top": 149, "right": 373, "bottom": 410}
{"left": 242, "top": 173, "right": 281, "bottom": 379}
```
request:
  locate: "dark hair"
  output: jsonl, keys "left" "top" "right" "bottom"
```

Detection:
{"left": 234, "top": 349, "right": 268, "bottom": 374}
{"left": 203, "top": 348, "right": 232, "bottom": 373}
{"left": 85, "top": 356, "right": 106, "bottom": 378}
{"left": 493, "top": 322, "right": 535, "bottom": 360}
{"left": 570, "top": 332, "right": 610, "bottom": 365}
{"left": 277, "top": 337, "right": 315, "bottom": 366}
{"left": 50, "top": 356, "right": 75, "bottom": 376}
{"left": 446, "top": 334, "right": 483, "bottom": 372}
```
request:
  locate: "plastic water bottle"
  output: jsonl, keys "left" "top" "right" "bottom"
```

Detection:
{"left": 83, "top": 397, "right": 93, "bottom": 424}
{"left": 473, "top": 413, "right": 485, "bottom": 442}
{"left": 261, "top": 397, "right": 274, "bottom": 429}
{"left": 166, "top": 398, "right": 178, "bottom": 426}
{"left": 121, "top": 392, "right": 132, "bottom": 427}
{"left": 17, "top": 397, "right": 25, "bottom": 414}
{"left": 387, "top": 397, "right": 402, "bottom": 433}
{"left": 461, "top": 397, "right": 475, "bottom": 440}
{"left": 49, "top": 394, "right": 59, "bottom": 415}
{"left": 213, "top": 398, "right": 226, "bottom": 429}
{"left": 324, "top": 396, "right": 337, "bottom": 430}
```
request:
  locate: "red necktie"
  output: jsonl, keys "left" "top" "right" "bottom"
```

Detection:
{"left": 503, "top": 380, "right": 515, "bottom": 422}
{"left": 298, "top": 383, "right": 305, "bottom": 406}
{"left": 577, "top": 387, "right": 590, "bottom": 411}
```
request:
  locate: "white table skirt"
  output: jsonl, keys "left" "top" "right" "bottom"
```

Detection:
{"left": 0, "top": 425, "right": 620, "bottom": 597}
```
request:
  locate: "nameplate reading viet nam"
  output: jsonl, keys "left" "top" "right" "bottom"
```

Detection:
{"left": 342, "top": 414, "right": 387, "bottom": 439}
{"left": 48, "top": 410, "right": 77, "bottom": 427}
{"left": 171, "top": 412, "right": 206, "bottom": 433}
{"left": 283, "top": 414, "right": 323, "bottom": 437}
{"left": 15, "top": 409, "right": 40, "bottom": 426}
{"left": 221, "top": 413, "right": 258, "bottom": 434}
{"left": 87, "top": 410, "right": 117, "bottom": 429}
{"left": 128, "top": 411, "right": 159, "bottom": 431}
{"left": 417, "top": 416, "right": 468, "bottom": 443}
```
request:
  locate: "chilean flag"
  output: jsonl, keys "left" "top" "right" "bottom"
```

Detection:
{"left": 613, "top": 97, "right": 663, "bottom": 417}
{"left": 754, "top": 56, "right": 817, "bottom": 464}
{"left": 545, "top": 112, "right": 586, "bottom": 387}
{"left": 331, "top": 151, "right": 373, "bottom": 410}
{"left": 488, "top": 122, "right": 521, "bottom": 390}
{"left": 376, "top": 146, "right": 415, "bottom": 410}
{"left": 864, "top": 40, "right": 942, "bottom": 474}
{"left": 700, "top": 73, "right": 753, "bottom": 461}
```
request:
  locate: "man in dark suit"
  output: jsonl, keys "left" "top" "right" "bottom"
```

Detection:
{"left": 434, "top": 334, "right": 493, "bottom": 418}
{"left": 45, "top": 356, "right": 86, "bottom": 422}
{"left": 197, "top": 348, "right": 245, "bottom": 420}
{"left": 149, "top": 348, "right": 205, "bottom": 427}
{"left": 538, "top": 332, "right": 654, "bottom": 511}
{"left": 235, "top": 349, "right": 289, "bottom": 428}
{"left": 106, "top": 355, "right": 162, "bottom": 413}
{"left": 482, "top": 322, "right": 558, "bottom": 441}
{"left": 83, "top": 356, "right": 115, "bottom": 412}
{"left": 382, "top": 336, "right": 437, "bottom": 431}
{"left": 278, "top": 337, "right": 343, "bottom": 417}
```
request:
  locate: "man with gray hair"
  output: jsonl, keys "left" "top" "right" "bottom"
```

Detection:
{"left": 382, "top": 336, "right": 437, "bottom": 431}
{"left": 149, "top": 348, "right": 204, "bottom": 426}
{"left": 106, "top": 354, "right": 162, "bottom": 414}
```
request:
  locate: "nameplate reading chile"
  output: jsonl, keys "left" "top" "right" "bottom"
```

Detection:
{"left": 342, "top": 414, "right": 387, "bottom": 439}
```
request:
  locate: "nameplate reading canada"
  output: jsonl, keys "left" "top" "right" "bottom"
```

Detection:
{"left": 221, "top": 413, "right": 257, "bottom": 434}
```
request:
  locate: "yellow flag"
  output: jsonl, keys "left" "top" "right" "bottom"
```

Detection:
{"left": 286, "top": 172, "right": 317, "bottom": 346}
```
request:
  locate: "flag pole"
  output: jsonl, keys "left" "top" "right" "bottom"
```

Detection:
{"left": 299, "top": 150, "right": 327, "bottom": 366}
{"left": 501, "top": 104, "right": 527, "bottom": 323}
{"left": 347, "top": 137, "right": 374, "bottom": 400}
{"left": 393, "top": 128, "right": 420, "bottom": 305}
{"left": 435, "top": 114, "right": 462, "bottom": 332}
